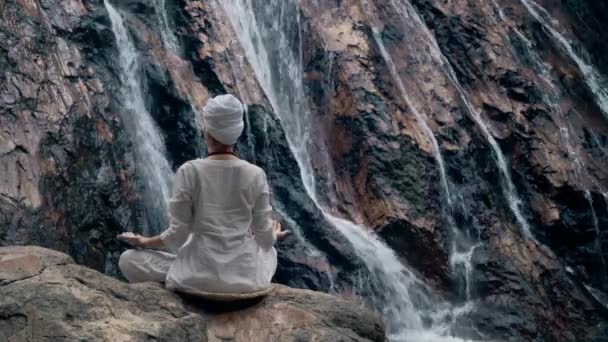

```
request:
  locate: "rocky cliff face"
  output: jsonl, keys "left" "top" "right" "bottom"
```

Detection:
{"left": 290, "top": 0, "right": 608, "bottom": 340}
{"left": 0, "top": 246, "right": 386, "bottom": 341}
{"left": 1, "top": 0, "right": 607, "bottom": 341}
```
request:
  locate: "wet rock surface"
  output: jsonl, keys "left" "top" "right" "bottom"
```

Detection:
{"left": 0, "top": 0, "right": 368, "bottom": 301}
{"left": 1, "top": 0, "right": 608, "bottom": 340}
{"left": 0, "top": 246, "right": 386, "bottom": 342}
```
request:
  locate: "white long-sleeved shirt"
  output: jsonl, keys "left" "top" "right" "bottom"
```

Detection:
{"left": 160, "top": 158, "right": 277, "bottom": 293}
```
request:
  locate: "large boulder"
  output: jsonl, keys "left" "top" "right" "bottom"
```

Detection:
{"left": 0, "top": 246, "right": 386, "bottom": 342}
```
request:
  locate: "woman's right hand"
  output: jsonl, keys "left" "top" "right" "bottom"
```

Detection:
{"left": 272, "top": 221, "right": 290, "bottom": 240}
{"left": 117, "top": 232, "right": 147, "bottom": 247}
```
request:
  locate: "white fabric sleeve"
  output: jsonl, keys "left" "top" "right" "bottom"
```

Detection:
{"left": 251, "top": 170, "right": 275, "bottom": 250}
{"left": 160, "top": 163, "right": 194, "bottom": 252}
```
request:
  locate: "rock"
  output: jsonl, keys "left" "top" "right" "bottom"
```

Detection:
{"left": 0, "top": 246, "right": 73, "bottom": 284}
{"left": 0, "top": 246, "right": 386, "bottom": 342}
{"left": 2, "top": 0, "right": 608, "bottom": 340}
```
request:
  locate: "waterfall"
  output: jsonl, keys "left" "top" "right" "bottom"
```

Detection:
{"left": 386, "top": 0, "right": 534, "bottom": 241}
{"left": 495, "top": 0, "right": 608, "bottom": 254}
{"left": 583, "top": 194, "right": 608, "bottom": 309}
{"left": 494, "top": 0, "right": 608, "bottom": 313}
{"left": 104, "top": 0, "right": 173, "bottom": 234}
{"left": 152, "top": 0, "right": 179, "bottom": 53}
{"left": 219, "top": 1, "right": 470, "bottom": 340}
{"left": 325, "top": 216, "right": 469, "bottom": 341}
{"left": 518, "top": 0, "right": 608, "bottom": 119}
{"left": 218, "top": 0, "right": 319, "bottom": 199}
{"left": 585, "top": 190, "right": 608, "bottom": 286}
{"left": 507, "top": 0, "right": 608, "bottom": 160}
{"left": 364, "top": 0, "right": 483, "bottom": 305}
{"left": 369, "top": 28, "right": 452, "bottom": 206}
{"left": 492, "top": 0, "right": 608, "bottom": 173}
{"left": 585, "top": 285, "right": 608, "bottom": 310}
{"left": 370, "top": 22, "right": 477, "bottom": 301}
{"left": 367, "top": 0, "right": 536, "bottom": 309}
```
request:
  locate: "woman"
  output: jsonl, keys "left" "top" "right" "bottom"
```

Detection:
{"left": 117, "top": 94, "right": 288, "bottom": 294}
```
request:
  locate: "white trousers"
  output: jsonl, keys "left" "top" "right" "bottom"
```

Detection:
{"left": 118, "top": 249, "right": 176, "bottom": 283}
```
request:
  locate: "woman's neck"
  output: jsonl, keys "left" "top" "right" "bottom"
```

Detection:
{"left": 206, "top": 147, "right": 237, "bottom": 160}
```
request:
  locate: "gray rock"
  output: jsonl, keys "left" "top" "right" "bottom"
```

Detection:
{"left": 0, "top": 246, "right": 386, "bottom": 342}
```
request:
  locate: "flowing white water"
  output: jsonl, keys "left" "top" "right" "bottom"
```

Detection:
{"left": 376, "top": 0, "right": 482, "bottom": 304}
{"left": 152, "top": 0, "right": 179, "bottom": 52}
{"left": 215, "top": 4, "right": 333, "bottom": 270}
{"left": 242, "top": 105, "right": 257, "bottom": 162}
{"left": 491, "top": 1, "right": 608, "bottom": 288}
{"left": 370, "top": 18, "right": 478, "bottom": 303}
{"left": 585, "top": 190, "right": 607, "bottom": 283}
{"left": 588, "top": 129, "right": 608, "bottom": 157}
{"left": 370, "top": 28, "right": 452, "bottom": 206}
{"left": 492, "top": 0, "right": 608, "bottom": 310}
{"left": 491, "top": 0, "right": 588, "bottom": 185}
{"left": 518, "top": 0, "right": 608, "bottom": 119}
{"left": 325, "top": 216, "right": 468, "bottom": 342}
{"left": 492, "top": 0, "right": 608, "bottom": 162}
{"left": 389, "top": 0, "right": 534, "bottom": 241}
{"left": 490, "top": 0, "right": 535, "bottom": 48}
{"left": 261, "top": 112, "right": 274, "bottom": 169}
{"left": 219, "top": 0, "right": 319, "bottom": 199}
{"left": 585, "top": 284, "right": 608, "bottom": 310}
{"left": 104, "top": 0, "right": 173, "bottom": 234}
{"left": 219, "top": 0, "right": 468, "bottom": 340}
{"left": 449, "top": 242, "right": 480, "bottom": 300}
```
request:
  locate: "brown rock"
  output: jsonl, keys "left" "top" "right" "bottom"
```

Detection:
{"left": 0, "top": 246, "right": 386, "bottom": 342}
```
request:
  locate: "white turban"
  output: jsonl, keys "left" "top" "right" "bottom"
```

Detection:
{"left": 202, "top": 94, "right": 245, "bottom": 145}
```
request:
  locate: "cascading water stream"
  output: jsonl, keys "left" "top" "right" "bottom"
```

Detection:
{"left": 387, "top": 0, "right": 534, "bottom": 241}
{"left": 492, "top": 0, "right": 589, "bottom": 199}
{"left": 492, "top": 0, "right": 608, "bottom": 168}
{"left": 149, "top": 0, "right": 207, "bottom": 158}
{"left": 369, "top": 20, "right": 477, "bottom": 303}
{"left": 226, "top": 54, "right": 258, "bottom": 162}
{"left": 104, "top": 0, "right": 173, "bottom": 234}
{"left": 588, "top": 130, "right": 608, "bottom": 157}
{"left": 581, "top": 190, "right": 608, "bottom": 308}
{"left": 494, "top": 0, "right": 601, "bottom": 174}
{"left": 149, "top": 0, "right": 209, "bottom": 160}
{"left": 369, "top": 28, "right": 452, "bottom": 207}
{"left": 585, "top": 190, "right": 607, "bottom": 284}
{"left": 585, "top": 284, "right": 608, "bottom": 310}
{"left": 518, "top": 0, "right": 608, "bottom": 119}
{"left": 219, "top": 1, "right": 469, "bottom": 340}
{"left": 324, "top": 216, "right": 469, "bottom": 342}
{"left": 151, "top": 0, "right": 179, "bottom": 52}
{"left": 368, "top": 0, "right": 484, "bottom": 304}
{"left": 491, "top": 0, "right": 608, "bottom": 300}
{"left": 213, "top": 5, "right": 333, "bottom": 272}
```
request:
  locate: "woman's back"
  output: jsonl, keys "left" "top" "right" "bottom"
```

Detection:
{"left": 117, "top": 94, "right": 284, "bottom": 294}
{"left": 190, "top": 159, "right": 271, "bottom": 250}
{"left": 162, "top": 158, "right": 277, "bottom": 293}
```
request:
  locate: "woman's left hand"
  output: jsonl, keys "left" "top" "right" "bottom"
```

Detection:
{"left": 117, "top": 232, "right": 147, "bottom": 247}
{"left": 272, "top": 221, "right": 290, "bottom": 241}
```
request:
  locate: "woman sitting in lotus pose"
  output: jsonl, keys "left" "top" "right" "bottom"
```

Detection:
{"left": 117, "top": 94, "right": 288, "bottom": 294}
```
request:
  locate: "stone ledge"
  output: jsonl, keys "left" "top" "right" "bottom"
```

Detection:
{"left": 0, "top": 246, "right": 386, "bottom": 342}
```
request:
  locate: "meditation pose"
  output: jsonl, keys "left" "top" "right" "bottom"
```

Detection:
{"left": 117, "top": 94, "right": 288, "bottom": 295}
